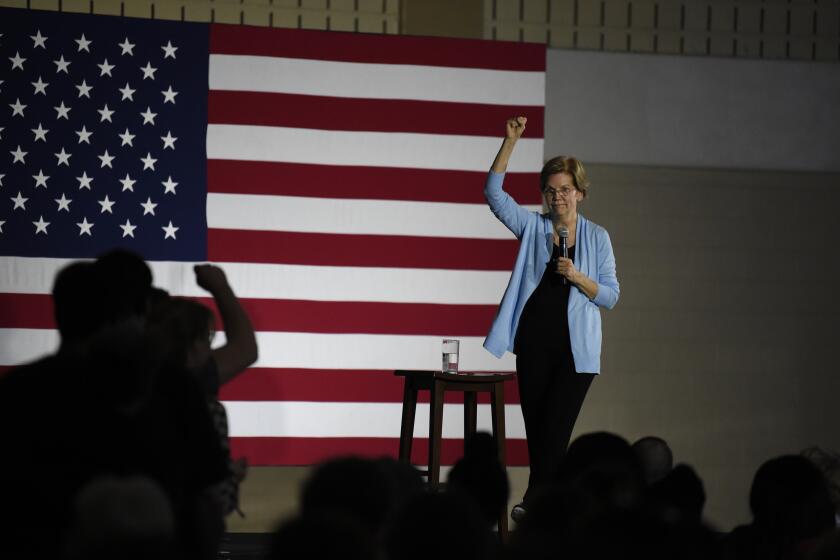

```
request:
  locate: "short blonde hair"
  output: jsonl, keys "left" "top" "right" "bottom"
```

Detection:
{"left": 540, "top": 156, "right": 590, "bottom": 198}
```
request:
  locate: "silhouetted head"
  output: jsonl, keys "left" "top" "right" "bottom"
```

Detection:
{"left": 632, "top": 436, "right": 674, "bottom": 486}
{"left": 94, "top": 250, "right": 153, "bottom": 324}
{"left": 147, "top": 297, "right": 215, "bottom": 372}
{"left": 53, "top": 261, "right": 101, "bottom": 344}
{"left": 749, "top": 455, "right": 835, "bottom": 542}
{"left": 301, "top": 456, "right": 416, "bottom": 535}
{"left": 649, "top": 463, "right": 706, "bottom": 524}
{"left": 558, "top": 431, "right": 644, "bottom": 510}
{"left": 447, "top": 432, "right": 509, "bottom": 526}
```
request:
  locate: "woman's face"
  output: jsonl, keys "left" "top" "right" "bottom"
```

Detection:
{"left": 543, "top": 172, "right": 583, "bottom": 220}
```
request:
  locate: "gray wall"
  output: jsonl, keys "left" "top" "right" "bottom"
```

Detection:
{"left": 545, "top": 49, "right": 840, "bottom": 172}
{"left": 542, "top": 49, "right": 840, "bottom": 528}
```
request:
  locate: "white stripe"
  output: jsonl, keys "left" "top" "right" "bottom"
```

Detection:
{"left": 209, "top": 54, "right": 545, "bottom": 106}
{"left": 0, "top": 328, "right": 60, "bottom": 366}
{"left": 1, "top": 258, "right": 511, "bottom": 305}
{"left": 245, "top": 332, "right": 515, "bottom": 371}
{"left": 223, "top": 401, "right": 525, "bottom": 439}
{"left": 208, "top": 193, "right": 541, "bottom": 239}
{"left": 207, "top": 124, "right": 543, "bottom": 173}
{"left": 0, "top": 329, "right": 514, "bottom": 370}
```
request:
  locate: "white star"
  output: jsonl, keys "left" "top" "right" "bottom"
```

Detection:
{"left": 75, "top": 79, "right": 93, "bottom": 98}
{"left": 33, "top": 169, "right": 50, "bottom": 188}
{"left": 76, "top": 171, "right": 93, "bottom": 190}
{"left": 97, "top": 104, "right": 115, "bottom": 122}
{"left": 141, "top": 153, "right": 157, "bottom": 171}
{"left": 0, "top": 173, "right": 4, "bottom": 186}
{"left": 140, "top": 61, "right": 157, "bottom": 80}
{"left": 10, "top": 98, "right": 26, "bottom": 117}
{"left": 32, "top": 123, "right": 49, "bottom": 142}
{"left": 32, "top": 76, "right": 49, "bottom": 95}
{"left": 140, "top": 197, "right": 157, "bottom": 215}
{"left": 120, "top": 219, "right": 137, "bottom": 238}
{"left": 75, "top": 34, "right": 92, "bottom": 52}
{"left": 76, "top": 217, "right": 93, "bottom": 236}
{"left": 33, "top": 215, "right": 50, "bottom": 235}
{"left": 119, "top": 128, "right": 136, "bottom": 146}
{"left": 118, "top": 82, "right": 135, "bottom": 101}
{"left": 10, "top": 146, "right": 27, "bottom": 164}
{"left": 161, "top": 86, "right": 178, "bottom": 104}
{"left": 55, "top": 148, "right": 72, "bottom": 166}
{"left": 97, "top": 58, "right": 115, "bottom": 77}
{"left": 11, "top": 192, "right": 28, "bottom": 210}
{"left": 54, "top": 55, "right": 71, "bottom": 74}
{"left": 76, "top": 126, "right": 93, "bottom": 144}
{"left": 161, "top": 41, "right": 178, "bottom": 59}
{"left": 98, "top": 150, "right": 115, "bottom": 168}
{"left": 98, "top": 195, "right": 115, "bottom": 214}
{"left": 162, "top": 176, "right": 178, "bottom": 194}
{"left": 118, "top": 37, "right": 135, "bottom": 56}
{"left": 120, "top": 173, "right": 136, "bottom": 192}
{"left": 55, "top": 101, "right": 71, "bottom": 120}
{"left": 55, "top": 193, "right": 72, "bottom": 212}
{"left": 31, "top": 30, "right": 48, "bottom": 49}
{"left": 162, "top": 221, "right": 179, "bottom": 240}
{"left": 140, "top": 107, "right": 157, "bottom": 125}
{"left": 9, "top": 51, "right": 25, "bottom": 70}
{"left": 161, "top": 131, "right": 177, "bottom": 150}
{"left": 0, "top": 220, "right": 4, "bottom": 233}
{"left": 0, "top": 127, "right": 3, "bottom": 140}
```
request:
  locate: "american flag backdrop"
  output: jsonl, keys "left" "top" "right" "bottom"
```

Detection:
{"left": 0, "top": 7, "right": 546, "bottom": 466}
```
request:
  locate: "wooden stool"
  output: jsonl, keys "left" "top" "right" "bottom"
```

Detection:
{"left": 395, "top": 369, "right": 515, "bottom": 540}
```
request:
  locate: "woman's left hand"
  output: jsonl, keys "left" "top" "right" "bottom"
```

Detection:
{"left": 555, "top": 257, "right": 579, "bottom": 283}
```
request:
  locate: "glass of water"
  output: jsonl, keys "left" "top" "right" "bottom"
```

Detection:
{"left": 442, "top": 339, "right": 459, "bottom": 373}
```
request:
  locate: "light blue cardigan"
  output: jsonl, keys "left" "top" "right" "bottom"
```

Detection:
{"left": 482, "top": 172, "right": 620, "bottom": 374}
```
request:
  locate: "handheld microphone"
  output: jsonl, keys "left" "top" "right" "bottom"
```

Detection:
{"left": 558, "top": 227, "right": 569, "bottom": 285}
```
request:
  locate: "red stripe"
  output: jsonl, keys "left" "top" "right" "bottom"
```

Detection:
{"left": 0, "top": 294, "right": 500, "bottom": 336}
{"left": 220, "top": 368, "right": 520, "bottom": 404}
{"left": 207, "top": 160, "right": 542, "bottom": 205}
{"left": 230, "top": 436, "right": 528, "bottom": 466}
{"left": 210, "top": 24, "right": 546, "bottom": 72}
{"left": 206, "top": 299, "right": 498, "bottom": 336}
{"left": 208, "top": 91, "right": 545, "bottom": 138}
{"left": 208, "top": 229, "right": 519, "bottom": 270}
{"left": 0, "top": 293, "right": 54, "bottom": 329}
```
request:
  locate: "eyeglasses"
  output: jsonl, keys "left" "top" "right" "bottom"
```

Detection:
{"left": 542, "top": 187, "right": 576, "bottom": 199}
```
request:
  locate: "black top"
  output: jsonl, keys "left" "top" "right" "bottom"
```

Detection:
{"left": 514, "top": 243, "right": 575, "bottom": 355}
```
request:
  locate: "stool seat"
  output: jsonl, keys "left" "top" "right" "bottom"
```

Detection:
{"left": 394, "top": 369, "right": 514, "bottom": 540}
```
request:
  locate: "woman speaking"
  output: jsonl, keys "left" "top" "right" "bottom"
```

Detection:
{"left": 483, "top": 117, "right": 620, "bottom": 521}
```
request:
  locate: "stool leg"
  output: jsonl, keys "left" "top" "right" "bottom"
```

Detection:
{"left": 491, "top": 384, "right": 509, "bottom": 541}
{"left": 399, "top": 379, "right": 417, "bottom": 464}
{"left": 490, "top": 385, "right": 507, "bottom": 465}
{"left": 464, "top": 392, "right": 477, "bottom": 443}
{"left": 428, "top": 380, "right": 445, "bottom": 489}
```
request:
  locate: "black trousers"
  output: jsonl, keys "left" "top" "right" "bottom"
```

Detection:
{"left": 516, "top": 349, "right": 593, "bottom": 502}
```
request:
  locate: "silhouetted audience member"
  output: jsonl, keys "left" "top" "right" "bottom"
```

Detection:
{"left": 147, "top": 264, "right": 258, "bottom": 518}
{"left": 267, "top": 513, "right": 377, "bottom": 560}
{"left": 383, "top": 491, "right": 496, "bottom": 560}
{"left": 300, "top": 456, "right": 423, "bottom": 537}
{"left": 447, "top": 432, "right": 510, "bottom": 527}
{"left": 556, "top": 431, "right": 645, "bottom": 511}
{"left": 722, "top": 454, "right": 836, "bottom": 560}
{"left": 649, "top": 463, "right": 707, "bottom": 524}
{"left": 633, "top": 435, "right": 674, "bottom": 485}
{"left": 63, "top": 475, "right": 176, "bottom": 560}
{"left": 0, "top": 251, "right": 229, "bottom": 560}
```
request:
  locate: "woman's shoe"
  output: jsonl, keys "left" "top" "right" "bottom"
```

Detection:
{"left": 511, "top": 502, "right": 527, "bottom": 523}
